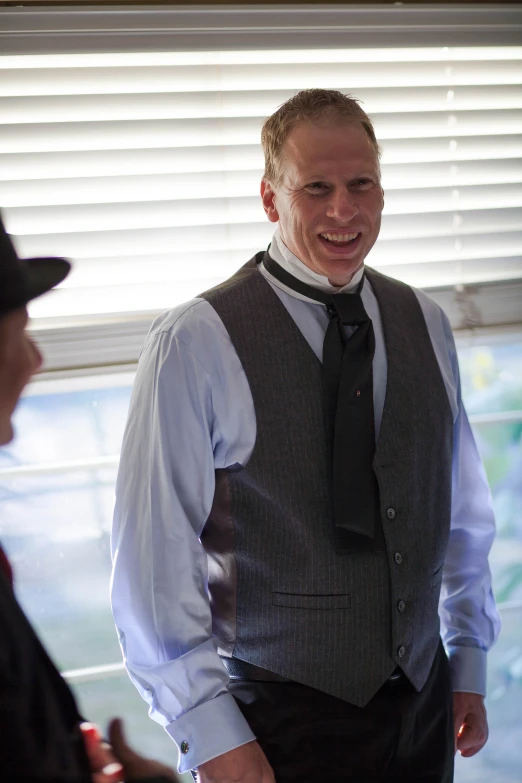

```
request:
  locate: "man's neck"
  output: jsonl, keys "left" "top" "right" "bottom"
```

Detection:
{"left": 271, "top": 229, "right": 364, "bottom": 294}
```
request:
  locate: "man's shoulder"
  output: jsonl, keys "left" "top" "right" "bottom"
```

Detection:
{"left": 143, "top": 296, "right": 236, "bottom": 368}
{"left": 150, "top": 297, "right": 213, "bottom": 337}
{"left": 367, "top": 267, "right": 455, "bottom": 358}
{"left": 367, "top": 266, "right": 449, "bottom": 326}
{"left": 199, "top": 253, "right": 262, "bottom": 302}
{"left": 149, "top": 254, "right": 262, "bottom": 341}
{"left": 404, "top": 281, "right": 453, "bottom": 343}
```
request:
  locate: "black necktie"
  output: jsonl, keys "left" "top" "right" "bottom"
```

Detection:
{"left": 263, "top": 253, "right": 379, "bottom": 545}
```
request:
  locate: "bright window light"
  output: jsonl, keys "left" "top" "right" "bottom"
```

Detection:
{"left": 1, "top": 46, "right": 521, "bottom": 69}
{"left": 0, "top": 45, "right": 520, "bottom": 320}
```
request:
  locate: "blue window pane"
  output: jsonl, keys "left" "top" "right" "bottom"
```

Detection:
{"left": 455, "top": 339, "right": 522, "bottom": 783}
{"left": 459, "top": 341, "right": 522, "bottom": 418}
{"left": 0, "top": 382, "right": 132, "bottom": 670}
{"left": 0, "top": 385, "right": 133, "bottom": 469}
{"left": 0, "top": 376, "right": 189, "bottom": 772}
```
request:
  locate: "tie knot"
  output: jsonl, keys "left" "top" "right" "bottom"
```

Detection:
{"left": 329, "top": 293, "right": 369, "bottom": 326}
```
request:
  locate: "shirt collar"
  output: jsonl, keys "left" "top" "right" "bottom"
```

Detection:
{"left": 266, "top": 228, "right": 364, "bottom": 299}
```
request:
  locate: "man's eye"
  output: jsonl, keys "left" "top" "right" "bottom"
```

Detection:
{"left": 306, "top": 182, "right": 328, "bottom": 192}
{"left": 353, "top": 178, "right": 373, "bottom": 188}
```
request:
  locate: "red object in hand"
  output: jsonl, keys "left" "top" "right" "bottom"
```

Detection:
{"left": 80, "top": 722, "right": 124, "bottom": 781}
{"left": 80, "top": 721, "right": 102, "bottom": 757}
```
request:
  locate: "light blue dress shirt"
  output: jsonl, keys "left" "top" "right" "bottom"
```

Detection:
{"left": 111, "top": 229, "right": 500, "bottom": 774}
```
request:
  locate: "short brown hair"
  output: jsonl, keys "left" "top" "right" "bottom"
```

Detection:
{"left": 261, "top": 88, "right": 381, "bottom": 184}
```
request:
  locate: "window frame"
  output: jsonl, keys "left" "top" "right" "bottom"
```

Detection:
{"left": 2, "top": 2, "right": 520, "bottom": 370}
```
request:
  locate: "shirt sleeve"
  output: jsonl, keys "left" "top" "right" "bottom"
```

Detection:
{"left": 438, "top": 316, "right": 501, "bottom": 696}
{"left": 110, "top": 319, "right": 255, "bottom": 773}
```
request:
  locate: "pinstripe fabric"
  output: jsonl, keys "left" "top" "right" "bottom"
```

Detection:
{"left": 200, "top": 255, "right": 453, "bottom": 707}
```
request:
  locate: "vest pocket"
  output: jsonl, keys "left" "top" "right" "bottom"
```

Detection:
{"left": 272, "top": 592, "right": 351, "bottom": 609}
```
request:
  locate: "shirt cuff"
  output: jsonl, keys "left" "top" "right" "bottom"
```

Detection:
{"left": 165, "top": 692, "right": 256, "bottom": 774}
{"left": 447, "top": 644, "right": 487, "bottom": 696}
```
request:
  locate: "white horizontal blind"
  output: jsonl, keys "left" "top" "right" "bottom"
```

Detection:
{"left": 0, "top": 30, "right": 521, "bottom": 331}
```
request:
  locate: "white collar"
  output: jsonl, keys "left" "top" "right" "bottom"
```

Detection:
{"left": 261, "top": 228, "right": 365, "bottom": 303}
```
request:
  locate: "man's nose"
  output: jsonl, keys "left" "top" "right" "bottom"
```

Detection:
{"left": 326, "top": 190, "right": 359, "bottom": 221}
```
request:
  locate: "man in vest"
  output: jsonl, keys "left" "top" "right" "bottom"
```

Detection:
{"left": 111, "top": 89, "right": 500, "bottom": 783}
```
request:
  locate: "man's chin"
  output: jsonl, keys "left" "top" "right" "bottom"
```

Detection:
{"left": 315, "top": 256, "right": 364, "bottom": 286}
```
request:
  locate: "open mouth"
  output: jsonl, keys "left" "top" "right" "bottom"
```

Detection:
{"left": 319, "top": 231, "right": 361, "bottom": 250}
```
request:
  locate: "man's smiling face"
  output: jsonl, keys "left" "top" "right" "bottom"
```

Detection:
{"left": 261, "top": 119, "right": 384, "bottom": 286}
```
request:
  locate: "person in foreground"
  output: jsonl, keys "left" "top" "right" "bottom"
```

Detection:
{"left": 0, "top": 215, "right": 180, "bottom": 782}
{"left": 111, "top": 89, "right": 500, "bottom": 782}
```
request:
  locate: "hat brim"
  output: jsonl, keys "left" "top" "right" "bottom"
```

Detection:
{"left": 24, "top": 257, "right": 71, "bottom": 304}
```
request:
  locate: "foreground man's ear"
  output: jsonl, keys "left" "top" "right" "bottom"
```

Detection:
{"left": 260, "top": 179, "right": 280, "bottom": 223}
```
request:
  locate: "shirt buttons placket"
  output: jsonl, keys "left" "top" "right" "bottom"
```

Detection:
{"left": 397, "top": 600, "right": 406, "bottom": 613}
{"left": 394, "top": 552, "right": 403, "bottom": 565}
{"left": 386, "top": 507, "right": 396, "bottom": 519}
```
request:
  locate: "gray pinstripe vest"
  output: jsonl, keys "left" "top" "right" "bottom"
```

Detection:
{"left": 200, "top": 255, "right": 453, "bottom": 707}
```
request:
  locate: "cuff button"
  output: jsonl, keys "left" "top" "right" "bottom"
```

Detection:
{"left": 180, "top": 740, "right": 190, "bottom": 755}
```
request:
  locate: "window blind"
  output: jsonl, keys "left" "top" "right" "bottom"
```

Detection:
{"left": 0, "top": 5, "right": 521, "bottom": 372}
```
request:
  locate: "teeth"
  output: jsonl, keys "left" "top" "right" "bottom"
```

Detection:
{"left": 321, "top": 232, "right": 359, "bottom": 242}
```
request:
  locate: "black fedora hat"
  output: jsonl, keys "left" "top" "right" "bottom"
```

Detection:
{"left": 0, "top": 214, "right": 71, "bottom": 317}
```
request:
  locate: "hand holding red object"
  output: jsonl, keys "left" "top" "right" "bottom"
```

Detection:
{"left": 80, "top": 721, "right": 124, "bottom": 783}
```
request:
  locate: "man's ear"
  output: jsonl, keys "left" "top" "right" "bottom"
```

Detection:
{"left": 260, "top": 179, "right": 279, "bottom": 223}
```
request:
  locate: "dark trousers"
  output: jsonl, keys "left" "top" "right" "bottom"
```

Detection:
{"left": 224, "top": 643, "right": 454, "bottom": 782}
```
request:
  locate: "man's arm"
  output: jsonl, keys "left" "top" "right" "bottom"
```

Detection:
{"left": 111, "top": 312, "right": 256, "bottom": 773}
{"left": 438, "top": 317, "right": 501, "bottom": 755}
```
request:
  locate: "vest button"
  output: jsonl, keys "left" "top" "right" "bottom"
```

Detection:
{"left": 397, "top": 600, "right": 406, "bottom": 613}
{"left": 397, "top": 645, "right": 406, "bottom": 658}
{"left": 386, "top": 507, "right": 396, "bottom": 519}
{"left": 394, "top": 552, "right": 403, "bottom": 565}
